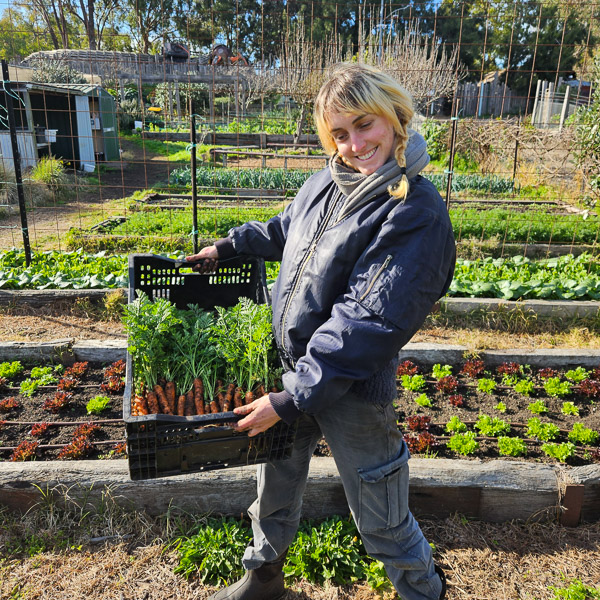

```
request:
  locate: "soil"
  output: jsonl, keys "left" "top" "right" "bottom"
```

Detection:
{"left": 0, "top": 362, "right": 126, "bottom": 461}
{"left": 1, "top": 358, "right": 599, "bottom": 466}
{"left": 0, "top": 138, "right": 174, "bottom": 250}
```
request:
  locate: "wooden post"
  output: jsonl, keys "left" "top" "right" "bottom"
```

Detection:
{"left": 175, "top": 80, "right": 181, "bottom": 121}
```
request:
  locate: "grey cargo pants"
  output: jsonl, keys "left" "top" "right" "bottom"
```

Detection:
{"left": 242, "top": 389, "right": 443, "bottom": 600}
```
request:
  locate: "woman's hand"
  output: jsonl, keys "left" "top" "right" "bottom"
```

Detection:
{"left": 233, "top": 395, "right": 281, "bottom": 437}
{"left": 185, "top": 245, "right": 219, "bottom": 273}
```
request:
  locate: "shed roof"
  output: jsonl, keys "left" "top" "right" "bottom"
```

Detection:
{"left": 13, "top": 82, "right": 105, "bottom": 95}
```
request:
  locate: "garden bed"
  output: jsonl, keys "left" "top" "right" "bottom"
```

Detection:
{"left": 1, "top": 356, "right": 598, "bottom": 468}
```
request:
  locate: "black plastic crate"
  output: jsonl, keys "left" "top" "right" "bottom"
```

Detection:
{"left": 123, "top": 254, "right": 296, "bottom": 481}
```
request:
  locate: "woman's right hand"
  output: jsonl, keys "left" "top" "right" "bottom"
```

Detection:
{"left": 185, "top": 245, "right": 219, "bottom": 273}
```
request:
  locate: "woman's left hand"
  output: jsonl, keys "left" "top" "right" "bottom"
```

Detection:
{"left": 233, "top": 395, "right": 281, "bottom": 437}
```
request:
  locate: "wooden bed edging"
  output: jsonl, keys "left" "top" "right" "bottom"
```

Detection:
{"left": 1, "top": 458, "right": 598, "bottom": 525}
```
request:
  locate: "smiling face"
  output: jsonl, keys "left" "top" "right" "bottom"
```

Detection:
{"left": 328, "top": 111, "right": 396, "bottom": 176}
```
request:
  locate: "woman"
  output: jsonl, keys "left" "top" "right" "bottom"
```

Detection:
{"left": 187, "top": 63, "right": 455, "bottom": 600}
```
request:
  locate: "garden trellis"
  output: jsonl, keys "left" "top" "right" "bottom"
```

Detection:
{"left": 0, "top": 0, "right": 598, "bottom": 263}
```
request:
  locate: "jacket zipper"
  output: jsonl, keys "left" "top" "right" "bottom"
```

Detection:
{"left": 359, "top": 254, "right": 393, "bottom": 302}
{"left": 279, "top": 190, "right": 344, "bottom": 357}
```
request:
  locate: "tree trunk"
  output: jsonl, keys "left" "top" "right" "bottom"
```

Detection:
{"left": 293, "top": 104, "right": 307, "bottom": 146}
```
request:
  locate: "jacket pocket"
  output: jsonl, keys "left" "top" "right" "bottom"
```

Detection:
{"left": 356, "top": 443, "right": 410, "bottom": 534}
{"left": 359, "top": 254, "right": 393, "bottom": 302}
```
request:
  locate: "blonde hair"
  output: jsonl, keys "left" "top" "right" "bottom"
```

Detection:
{"left": 314, "top": 63, "right": 414, "bottom": 200}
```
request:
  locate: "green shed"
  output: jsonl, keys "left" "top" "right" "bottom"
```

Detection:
{"left": 1, "top": 82, "right": 119, "bottom": 173}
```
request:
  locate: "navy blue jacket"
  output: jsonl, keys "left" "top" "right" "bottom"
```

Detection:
{"left": 218, "top": 168, "right": 456, "bottom": 423}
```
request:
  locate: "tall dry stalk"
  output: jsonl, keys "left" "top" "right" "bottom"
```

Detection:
{"left": 357, "top": 14, "right": 465, "bottom": 113}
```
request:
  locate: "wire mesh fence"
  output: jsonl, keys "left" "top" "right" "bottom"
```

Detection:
{"left": 0, "top": 0, "right": 599, "bottom": 272}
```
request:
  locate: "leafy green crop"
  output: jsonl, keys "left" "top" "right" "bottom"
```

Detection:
{"left": 528, "top": 400, "right": 548, "bottom": 415}
{"left": 549, "top": 578, "right": 600, "bottom": 599}
{"left": 445, "top": 416, "right": 468, "bottom": 433}
{"left": 400, "top": 374, "right": 427, "bottom": 392}
{"left": 561, "top": 402, "right": 580, "bottom": 416}
{"left": 544, "top": 377, "right": 573, "bottom": 398}
{"left": 565, "top": 367, "right": 589, "bottom": 383}
{"left": 447, "top": 431, "right": 480, "bottom": 456}
{"left": 449, "top": 253, "right": 600, "bottom": 301}
{"left": 86, "top": 395, "right": 112, "bottom": 415}
{"left": 541, "top": 442, "right": 576, "bottom": 462}
{"left": 432, "top": 363, "right": 453, "bottom": 380}
{"left": 474, "top": 414, "right": 511, "bottom": 437}
{"left": 527, "top": 418, "right": 560, "bottom": 442}
{"left": 0, "top": 249, "right": 128, "bottom": 290}
{"left": 477, "top": 378, "right": 497, "bottom": 394}
{"left": 19, "top": 366, "right": 59, "bottom": 397}
{"left": 513, "top": 379, "right": 535, "bottom": 396}
{"left": 0, "top": 361, "right": 24, "bottom": 380}
{"left": 414, "top": 393, "right": 433, "bottom": 408}
{"left": 568, "top": 423, "right": 599, "bottom": 445}
{"left": 497, "top": 436, "right": 527, "bottom": 457}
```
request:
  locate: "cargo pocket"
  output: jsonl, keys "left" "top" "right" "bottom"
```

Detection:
{"left": 357, "top": 444, "right": 410, "bottom": 534}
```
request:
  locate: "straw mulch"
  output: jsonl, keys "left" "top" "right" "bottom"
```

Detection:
{"left": 2, "top": 516, "right": 599, "bottom": 600}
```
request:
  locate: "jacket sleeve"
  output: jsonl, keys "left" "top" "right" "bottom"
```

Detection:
{"left": 226, "top": 170, "right": 330, "bottom": 261}
{"left": 280, "top": 198, "right": 456, "bottom": 420}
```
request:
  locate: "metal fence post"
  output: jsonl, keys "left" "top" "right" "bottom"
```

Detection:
{"left": 1, "top": 60, "right": 31, "bottom": 266}
{"left": 191, "top": 114, "right": 198, "bottom": 254}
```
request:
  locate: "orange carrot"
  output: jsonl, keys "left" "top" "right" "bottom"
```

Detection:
{"left": 193, "top": 378, "right": 205, "bottom": 415}
{"left": 210, "top": 398, "right": 220, "bottom": 413}
{"left": 223, "top": 383, "right": 235, "bottom": 411}
{"left": 177, "top": 394, "right": 186, "bottom": 416}
{"left": 234, "top": 386, "right": 244, "bottom": 408}
{"left": 154, "top": 384, "right": 172, "bottom": 414}
{"left": 245, "top": 390, "right": 255, "bottom": 405}
{"left": 146, "top": 391, "right": 160, "bottom": 414}
{"left": 254, "top": 383, "right": 266, "bottom": 398}
{"left": 185, "top": 390, "right": 195, "bottom": 416}
{"left": 165, "top": 381, "right": 177, "bottom": 413}
{"left": 133, "top": 394, "right": 149, "bottom": 415}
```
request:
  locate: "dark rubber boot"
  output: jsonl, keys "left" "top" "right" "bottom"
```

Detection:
{"left": 435, "top": 564, "right": 447, "bottom": 600}
{"left": 209, "top": 552, "right": 287, "bottom": 600}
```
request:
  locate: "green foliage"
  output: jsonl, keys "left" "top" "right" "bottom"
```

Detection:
{"left": 421, "top": 120, "right": 450, "bottom": 162}
{"left": 154, "top": 82, "right": 209, "bottom": 116}
{"left": 174, "top": 517, "right": 252, "bottom": 583}
{"left": 169, "top": 166, "right": 312, "bottom": 190}
{"left": 431, "top": 363, "right": 453, "bottom": 380}
{"left": 564, "top": 367, "right": 589, "bottom": 383}
{"left": 527, "top": 418, "right": 560, "bottom": 442}
{"left": 30, "top": 59, "right": 88, "bottom": 84}
{"left": 541, "top": 442, "right": 576, "bottom": 463}
{"left": 477, "top": 378, "right": 497, "bottom": 394}
{"left": 285, "top": 518, "right": 367, "bottom": 585}
{"left": 414, "top": 393, "right": 433, "bottom": 408}
{"left": 568, "top": 423, "right": 599, "bottom": 445}
{"left": 0, "top": 249, "right": 128, "bottom": 290}
{"left": 549, "top": 578, "right": 600, "bottom": 599}
{"left": 527, "top": 400, "right": 548, "bottom": 415}
{"left": 449, "top": 254, "right": 600, "bottom": 301}
{"left": 30, "top": 157, "right": 69, "bottom": 196}
{"left": 363, "top": 560, "right": 392, "bottom": 592}
{"left": 474, "top": 414, "right": 511, "bottom": 437}
{"left": 447, "top": 431, "right": 480, "bottom": 456}
{"left": 497, "top": 436, "right": 527, "bottom": 457}
{"left": 400, "top": 374, "right": 427, "bottom": 392}
{"left": 494, "top": 401, "right": 507, "bottom": 413}
{"left": 19, "top": 366, "right": 58, "bottom": 397}
{"left": 0, "top": 361, "right": 24, "bottom": 380}
{"left": 445, "top": 416, "right": 467, "bottom": 434}
{"left": 513, "top": 379, "right": 535, "bottom": 397}
{"left": 561, "top": 402, "right": 580, "bottom": 416}
{"left": 86, "top": 395, "right": 112, "bottom": 415}
{"left": 544, "top": 377, "right": 573, "bottom": 398}
{"left": 429, "top": 173, "right": 516, "bottom": 195}
{"left": 215, "top": 117, "right": 296, "bottom": 135}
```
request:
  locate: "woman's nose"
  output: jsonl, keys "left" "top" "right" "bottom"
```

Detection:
{"left": 350, "top": 133, "right": 365, "bottom": 153}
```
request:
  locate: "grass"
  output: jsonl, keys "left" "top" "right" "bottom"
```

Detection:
{"left": 121, "top": 133, "right": 215, "bottom": 163}
{"left": 1, "top": 485, "right": 599, "bottom": 600}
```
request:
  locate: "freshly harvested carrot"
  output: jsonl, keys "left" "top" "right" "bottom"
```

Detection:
{"left": 133, "top": 394, "right": 149, "bottom": 415}
{"left": 154, "top": 384, "right": 172, "bottom": 414}
{"left": 146, "top": 391, "right": 160, "bottom": 414}
{"left": 210, "top": 397, "right": 220, "bottom": 413}
{"left": 245, "top": 390, "right": 255, "bottom": 405}
{"left": 223, "top": 383, "right": 235, "bottom": 411}
{"left": 177, "top": 394, "right": 186, "bottom": 416}
{"left": 193, "top": 378, "right": 205, "bottom": 415}
{"left": 254, "top": 383, "right": 266, "bottom": 398}
{"left": 215, "top": 391, "right": 225, "bottom": 412}
{"left": 165, "top": 381, "right": 177, "bottom": 413}
{"left": 234, "top": 386, "right": 244, "bottom": 408}
{"left": 185, "top": 390, "right": 195, "bottom": 416}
